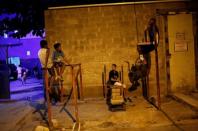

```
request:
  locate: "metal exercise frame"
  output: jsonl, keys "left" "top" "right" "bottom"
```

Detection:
{"left": 43, "top": 63, "right": 83, "bottom": 130}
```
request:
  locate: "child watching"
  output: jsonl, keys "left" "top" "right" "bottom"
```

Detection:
{"left": 38, "top": 40, "right": 55, "bottom": 100}
{"left": 108, "top": 64, "right": 126, "bottom": 88}
{"left": 52, "top": 43, "right": 70, "bottom": 80}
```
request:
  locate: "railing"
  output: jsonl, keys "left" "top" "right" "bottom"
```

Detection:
{"left": 67, "top": 63, "right": 83, "bottom": 123}
{"left": 63, "top": 64, "right": 84, "bottom": 101}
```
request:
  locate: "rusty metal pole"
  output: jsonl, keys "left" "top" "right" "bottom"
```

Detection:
{"left": 79, "top": 64, "right": 84, "bottom": 100}
{"left": 121, "top": 65, "right": 124, "bottom": 83}
{"left": 102, "top": 72, "right": 105, "bottom": 98}
{"left": 71, "top": 66, "right": 79, "bottom": 123}
{"left": 60, "top": 79, "right": 64, "bottom": 102}
{"left": 44, "top": 69, "right": 52, "bottom": 127}
{"left": 119, "top": 71, "right": 122, "bottom": 82}
{"left": 104, "top": 65, "right": 107, "bottom": 98}
{"left": 155, "top": 46, "right": 161, "bottom": 109}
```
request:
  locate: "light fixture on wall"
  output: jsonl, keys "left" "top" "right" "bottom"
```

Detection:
{"left": 27, "top": 51, "right": 31, "bottom": 56}
{"left": 14, "top": 30, "right": 18, "bottom": 33}
{"left": 4, "top": 33, "right": 8, "bottom": 38}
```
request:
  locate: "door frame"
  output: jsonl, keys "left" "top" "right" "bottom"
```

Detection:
{"left": 156, "top": 9, "right": 198, "bottom": 95}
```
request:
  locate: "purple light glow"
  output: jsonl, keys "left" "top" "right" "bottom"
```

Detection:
{"left": 0, "top": 36, "right": 42, "bottom": 71}
{"left": 26, "top": 51, "right": 31, "bottom": 56}
{"left": 0, "top": 37, "right": 42, "bottom": 60}
{"left": 4, "top": 33, "right": 8, "bottom": 38}
{"left": 14, "top": 30, "right": 18, "bottom": 33}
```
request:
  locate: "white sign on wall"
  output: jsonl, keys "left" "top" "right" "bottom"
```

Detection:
{"left": 174, "top": 41, "right": 188, "bottom": 52}
{"left": 174, "top": 32, "right": 188, "bottom": 52}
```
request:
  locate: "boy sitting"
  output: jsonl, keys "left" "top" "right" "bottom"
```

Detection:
{"left": 52, "top": 43, "right": 70, "bottom": 80}
{"left": 108, "top": 64, "right": 126, "bottom": 88}
{"left": 107, "top": 64, "right": 126, "bottom": 104}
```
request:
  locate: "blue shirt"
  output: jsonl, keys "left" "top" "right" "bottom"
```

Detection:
{"left": 52, "top": 51, "right": 65, "bottom": 62}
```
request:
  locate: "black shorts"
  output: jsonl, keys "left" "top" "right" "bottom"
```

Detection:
{"left": 54, "top": 62, "right": 64, "bottom": 68}
{"left": 42, "top": 67, "right": 55, "bottom": 76}
{"left": 48, "top": 67, "right": 55, "bottom": 76}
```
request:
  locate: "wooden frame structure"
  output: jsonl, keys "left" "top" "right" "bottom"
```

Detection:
{"left": 43, "top": 63, "right": 83, "bottom": 130}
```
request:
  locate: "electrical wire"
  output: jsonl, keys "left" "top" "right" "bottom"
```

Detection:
{"left": 133, "top": 0, "right": 139, "bottom": 43}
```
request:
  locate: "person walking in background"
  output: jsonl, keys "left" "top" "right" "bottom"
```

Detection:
{"left": 17, "top": 65, "right": 28, "bottom": 85}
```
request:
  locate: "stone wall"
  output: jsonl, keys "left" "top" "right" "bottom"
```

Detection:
{"left": 45, "top": 2, "right": 187, "bottom": 98}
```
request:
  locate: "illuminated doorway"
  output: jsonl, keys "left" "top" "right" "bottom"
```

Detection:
{"left": 167, "top": 14, "right": 196, "bottom": 94}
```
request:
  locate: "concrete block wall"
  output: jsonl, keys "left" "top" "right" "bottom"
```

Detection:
{"left": 45, "top": 2, "right": 187, "bottom": 98}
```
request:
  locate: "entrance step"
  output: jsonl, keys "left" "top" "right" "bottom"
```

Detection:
{"left": 173, "top": 93, "right": 198, "bottom": 111}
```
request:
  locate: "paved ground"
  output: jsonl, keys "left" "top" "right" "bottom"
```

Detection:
{"left": 10, "top": 78, "right": 43, "bottom": 93}
{"left": 1, "top": 96, "right": 198, "bottom": 131}
{"left": 5, "top": 92, "right": 197, "bottom": 131}
{"left": 10, "top": 78, "right": 43, "bottom": 101}
{"left": 0, "top": 101, "right": 33, "bottom": 131}
{"left": 1, "top": 80, "right": 198, "bottom": 131}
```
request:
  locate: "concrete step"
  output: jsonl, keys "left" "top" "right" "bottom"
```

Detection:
{"left": 173, "top": 93, "right": 198, "bottom": 111}
{"left": 11, "top": 86, "right": 43, "bottom": 94}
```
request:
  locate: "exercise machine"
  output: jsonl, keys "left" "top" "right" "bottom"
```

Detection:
{"left": 102, "top": 65, "right": 126, "bottom": 111}
{"left": 41, "top": 63, "right": 83, "bottom": 130}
